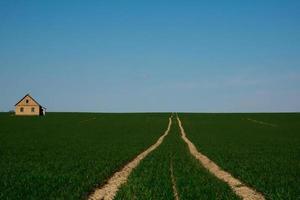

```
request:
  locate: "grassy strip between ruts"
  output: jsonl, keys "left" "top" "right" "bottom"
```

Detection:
{"left": 179, "top": 113, "right": 300, "bottom": 200}
{"left": 0, "top": 113, "right": 169, "bottom": 199}
{"left": 115, "top": 117, "right": 240, "bottom": 200}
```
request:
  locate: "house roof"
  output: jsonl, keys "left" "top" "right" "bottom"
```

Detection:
{"left": 15, "top": 94, "right": 46, "bottom": 108}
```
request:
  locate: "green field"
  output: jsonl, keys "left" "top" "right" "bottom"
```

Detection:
{"left": 179, "top": 113, "right": 300, "bottom": 200}
{"left": 0, "top": 113, "right": 168, "bottom": 199}
{"left": 1, "top": 112, "right": 299, "bottom": 200}
{"left": 115, "top": 117, "right": 240, "bottom": 200}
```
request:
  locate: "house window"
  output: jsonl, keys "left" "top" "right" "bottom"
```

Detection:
{"left": 26, "top": 99, "right": 29, "bottom": 103}
{"left": 31, "top": 107, "right": 35, "bottom": 112}
{"left": 20, "top": 107, "right": 24, "bottom": 112}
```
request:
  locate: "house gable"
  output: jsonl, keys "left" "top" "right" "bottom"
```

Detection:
{"left": 15, "top": 94, "right": 40, "bottom": 107}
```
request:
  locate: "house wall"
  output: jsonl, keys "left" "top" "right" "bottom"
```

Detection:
{"left": 15, "top": 105, "right": 40, "bottom": 116}
{"left": 15, "top": 96, "right": 41, "bottom": 116}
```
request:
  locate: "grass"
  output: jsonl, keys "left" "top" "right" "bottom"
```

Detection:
{"left": 115, "top": 117, "right": 240, "bottom": 200}
{"left": 1, "top": 112, "right": 298, "bottom": 199}
{"left": 0, "top": 112, "right": 169, "bottom": 199}
{"left": 179, "top": 113, "right": 300, "bottom": 200}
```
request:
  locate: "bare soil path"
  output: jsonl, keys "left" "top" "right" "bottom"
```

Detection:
{"left": 170, "top": 160, "right": 180, "bottom": 200}
{"left": 177, "top": 116, "right": 265, "bottom": 200}
{"left": 88, "top": 116, "right": 172, "bottom": 200}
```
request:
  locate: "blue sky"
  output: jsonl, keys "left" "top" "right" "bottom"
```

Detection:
{"left": 1, "top": 1, "right": 300, "bottom": 112}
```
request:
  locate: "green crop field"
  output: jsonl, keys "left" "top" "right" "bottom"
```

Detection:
{"left": 179, "top": 113, "right": 300, "bottom": 200}
{"left": 0, "top": 113, "right": 169, "bottom": 199}
{"left": 1, "top": 112, "right": 299, "bottom": 200}
{"left": 115, "top": 117, "right": 240, "bottom": 200}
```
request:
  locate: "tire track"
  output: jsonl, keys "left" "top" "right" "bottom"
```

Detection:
{"left": 170, "top": 160, "right": 179, "bottom": 200}
{"left": 88, "top": 116, "right": 172, "bottom": 200}
{"left": 79, "top": 117, "right": 97, "bottom": 123}
{"left": 177, "top": 116, "right": 265, "bottom": 200}
{"left": 246, "top": 118, "right": 277, "bottom": 127}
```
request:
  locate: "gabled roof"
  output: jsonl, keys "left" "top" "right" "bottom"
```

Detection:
{"left": 15, "top": 94, "right": 45, "bottom": 108}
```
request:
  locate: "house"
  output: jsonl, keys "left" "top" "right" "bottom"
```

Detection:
{"left": 15, "top": 94, "right": 46, "bottom": 116}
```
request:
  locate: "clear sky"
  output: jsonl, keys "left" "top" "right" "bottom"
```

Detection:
{"left": 1, "top": 1, "right": 300, "bottom": 112}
